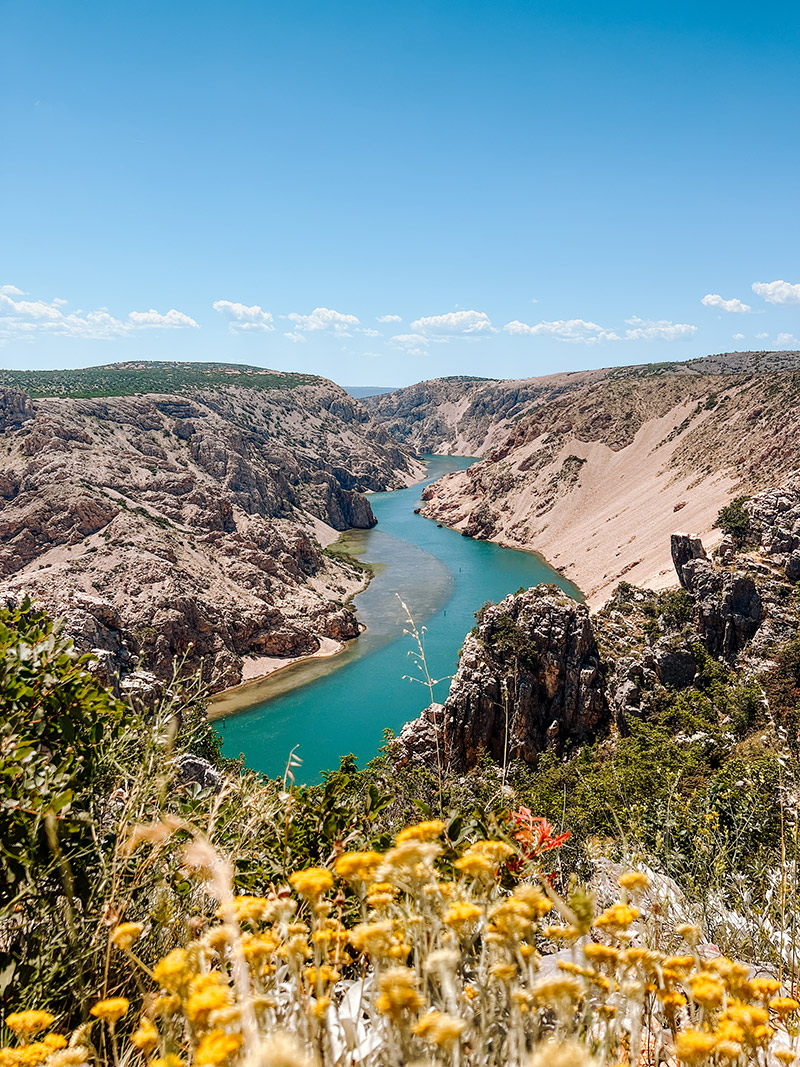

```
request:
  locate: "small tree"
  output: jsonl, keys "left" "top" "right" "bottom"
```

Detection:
{"left": 713, "top": 494, "right": 751, "bottom": 546}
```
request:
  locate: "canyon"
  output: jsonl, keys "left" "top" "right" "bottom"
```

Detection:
{"left": 0, "top": 362, "right": 422, "bottom": 693}
{"left": 367, "top": 350, "right": 800, "bottom": 606}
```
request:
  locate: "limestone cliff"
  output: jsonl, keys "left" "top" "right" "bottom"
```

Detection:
{"left": 372, "top": 351, "right": 800, "bottom": 605}
{"left": 395, "top": 478, "right": 800, "bottom": 772}
{"left": 0, "top": 362, "right": 423, "bottom": 691}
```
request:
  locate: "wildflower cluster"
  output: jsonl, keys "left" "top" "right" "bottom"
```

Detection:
{"left": 4, "top": 822, "right": 800, "bottom": 1066}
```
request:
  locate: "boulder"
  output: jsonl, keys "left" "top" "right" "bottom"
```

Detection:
{"left": 397, "top": 587, "right": 608, "bottom": 772}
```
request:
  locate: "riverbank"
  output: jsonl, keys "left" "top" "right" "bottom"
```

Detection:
{"left": 209, "top": 635, "right": 353, "bottom": 719}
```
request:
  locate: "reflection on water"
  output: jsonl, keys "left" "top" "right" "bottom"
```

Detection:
{"left": 216, "top": 456, "right": 581, "bottom": 782}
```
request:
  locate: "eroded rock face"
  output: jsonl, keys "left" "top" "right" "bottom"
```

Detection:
{"left": 681, "top": 559, "right": 762, "bottom": 659}
{"left": 0, "top": 375, "right": 422, "bottom": 690}
{"left": 746, "top": 480, "right": 800, "bottom": 582}
{"left": 671, "top": 534, "right": 708, "bottom": 586}
{"left": 398, "top": 588, "right": 608, "bottom": 772}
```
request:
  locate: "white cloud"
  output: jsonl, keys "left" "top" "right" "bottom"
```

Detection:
{"left": 287, "top": 307, "right": 360, "bottom": 334}
{"left": 752, "top": 280, "right": 800, "bottom": 305}
{"left": 0, "top": 293, "right": 63, "bottom": 320}
{"left": 212, "top": 300, "right": 274, "bottom": 331}
{"left": 624, "top": 317, "right": 697, "bottom": 341}
{"left": 390, "top": 333, "right": 430, "bottom": 356}
{"left": 701, "top": 293, "right": 751, "bottom": 313}
{"left": 377, "top": 314, "right": 402, "bottom": 323}
{"left": 733, "top": 333, "right": 745, "bottom": 340}
{"left": 756, "top": 331, "right": 769, "bottom": 339}
{"left": 0, "top": 286, "right": 198, "bottom": 341}
{"left": 128, "top": 308, "right": 199, "bottom": 328}
{"left": 0, "top": 284, "right": 24, "bottom": 296}
{"left": 504, "top": 318, "right": 620, "bottom": 344}
{"left": 410, "top": 309, "right": 493, "bottom": 336}
{"left": 776, "top": 332, "right": 799, "bottom": 346}
{"left": 284, "top": 331, "right": 307, "bottom": 343}
{"left": 360, "top": 327, "right": 382, "bottom": 337}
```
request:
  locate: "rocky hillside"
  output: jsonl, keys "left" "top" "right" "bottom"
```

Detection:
{"left": 395, "top": 477, "right": 800, "bottom": 773}
{"left": 0, "top": 362, "right": 423, "bottom": 692}
{"left": 377, "top": 351, "right": 800, "bottom": 604}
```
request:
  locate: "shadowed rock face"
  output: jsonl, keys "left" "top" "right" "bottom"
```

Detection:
{"left": 398, "top": 588, "right": 608, "bottom": 772}
{"left": 0, "top": 377, "right": 421, "bottom": 690}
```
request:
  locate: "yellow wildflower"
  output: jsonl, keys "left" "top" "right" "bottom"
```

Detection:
{"left": 42, "top": 1036, "right": 66, "bottom": 1051}
{"left": 675, "top": 1030, "right": 718, "bottom": 1062}
{"left": 513, "top": 884, "right": 553, "bottom": 916}
{"left": 770, "top": 997, "right": 800, "bottom": 1017}
{"left": 382, "top": 840, "right": 442, "bottom": 870}
{"left": 593, "top": 903, "right": 639, "bottom": 931}
{"left": 110, "top": 922, "right": 145, "bottom": 950}
{"left": 42, "top": 1051, "right": 89, "bottom": 1067}
{"left": 5, "top": 1014, "right": 55, "bottom": 1038}
{"left": 289, "top": 868, "right": 333, "bottom": 900}
{"left": 224, "top": 896, "right": 273, "bottom": 925}
{"left": 618, "top": 870, "right": 650, "bottom": 892}
{"left": 463, "top": 985, "right": 479, "bottom": 1001}
{"left": 660, "top": 990, "right": 687, "bottom": 1011}
{"left": 89, "top": 999, "right": 129, "bottom": 1025}
{"left": 257, "top": 1034, "right": 317, "bottom": 1067}
{"left": 750, "top": 976, "right": 781, "bottom": 1000}
{"left": 489, "top": 963, "right": 517, "bottom": 983}
{"left": 396, "top": 820, "right": 446, "bottom": 844}
{"left": 688, "top": 975, "right": 724, "bottom": 1009}
{"left": 334, "top": 851, "right": 384, "bottom": 882}
{"left": 153, "top": 995, "right": 180, "bottom": 1017}
{"left": 443, "top": 902, "right": 482, "bottom": 928}
{"left": 455, "top": 841, "right": 513, "bottom": 877}
{"left": 676, "top": 923, "right": 702, "bottom": 946}
{"left": 583, "top": 943, "right": 620, "bottom": 968}
{"left": 350, "top": 921, "right": 394, "bottom": 955}
{"left": 152, "top": 949, "right": 190, "bottom": 991}
{"left": 129, "top": 1017, "right": 159, "bottom": 1054}
{"left": 195, "top": 1032, "right": 242, "bottom": 1066}
{"left": 375, "top": 967, "right": 424, "bottom": 1020}
{"left": 664, "top": 955, "right": 695, "bottom": 972}
{"left": 149, "top": 1057, "right": 184, "bottom": 1067}
{"left": 532, "top": 977, "right": 583, "bottom": 1006}
{"left": 303, "top": 965, "right": 340, "bottom": 985}
{"left": 412, "top": 1011, "right": 466, "bottom": 1047}
{"left": 185, "top": 986, "right": 231, "bottom": 1025}
{"left": 528, "top": 1040, "right": 596, "bottom": 1067}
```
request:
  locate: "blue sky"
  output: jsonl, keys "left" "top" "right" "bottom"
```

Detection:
{"left": 2, "top": 0, "right": 799, "bottom": 386}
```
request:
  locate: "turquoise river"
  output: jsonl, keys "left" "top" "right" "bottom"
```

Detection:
{"left": 215, "top": 456, "right": 581, "bottom": 782}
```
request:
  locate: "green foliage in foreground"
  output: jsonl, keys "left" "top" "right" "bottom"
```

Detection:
{"left": 3, "top": 600, "right": 800, "bottom": 1022}
{"left": 0, "top": 361, "right": 319, "bottom": 399}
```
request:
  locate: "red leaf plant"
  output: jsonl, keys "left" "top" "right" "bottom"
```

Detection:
{"left": 507, "top": 806, "right": 570, "bottom": 875}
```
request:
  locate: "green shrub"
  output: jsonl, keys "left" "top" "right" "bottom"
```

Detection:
{"left": 713, "top": 494, "right": 752, "bottom": 546}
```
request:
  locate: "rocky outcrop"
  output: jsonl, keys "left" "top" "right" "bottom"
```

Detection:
{"left": 0, "top": 364, "right": 423, "bottom": 690}
{"left": 746, "top": 480, "right": 800, "bottom": 582}
{"left": 671, "top": 533, "right": 708, "bottom": 583}
{"left": 396, "top": 479, "right": 800, "bottom": 772}
{"left": 397, "top": 587, "right": 607, "bottom": 772}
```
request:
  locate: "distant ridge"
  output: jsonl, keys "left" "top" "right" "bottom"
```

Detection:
{"left": 0, "top": 361, "right": 319, "bottom": 399}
